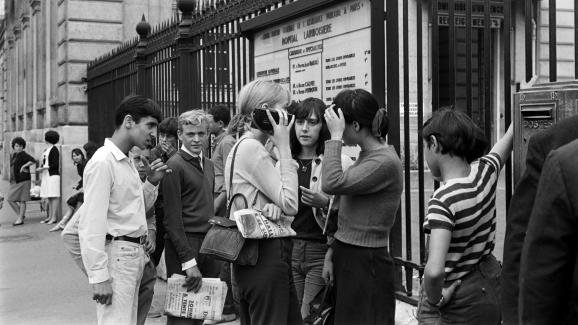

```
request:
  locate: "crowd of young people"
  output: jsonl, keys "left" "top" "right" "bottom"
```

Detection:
{"left": 5, "top": 77, "right": 576, "bottom": 325}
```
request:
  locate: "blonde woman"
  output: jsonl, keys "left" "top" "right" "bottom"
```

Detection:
{"left": 224, "top": 80, "right": 301, "bottom": 325}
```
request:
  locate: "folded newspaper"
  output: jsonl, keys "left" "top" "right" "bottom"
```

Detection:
{"left": 165, "top": 275, "right": 227, "bottom": 320}
{"left": 233, "top": 208, "right": 296, "bottom": 239}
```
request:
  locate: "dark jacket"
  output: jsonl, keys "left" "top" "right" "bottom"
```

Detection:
{"left": 44, "top": 146, "right": 60, "bottom": 176}
{"left": 519, "top": 138, "right": 578, "bottom": 325}
{"left": 502, "top": 114, "right": 578, "bottom": 324}
{"left": 11, "top": 151, "right": 36, "bottom": 183}
{"left": 162, "top": 149, "right": 215, "bottom": 264}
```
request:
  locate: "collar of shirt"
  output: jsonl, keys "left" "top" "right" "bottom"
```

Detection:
{"left": 104, "top": 138, "right": 129, "bottom": 161}
{"left": 180, "top": 145, "right": 203, "bottom": 170}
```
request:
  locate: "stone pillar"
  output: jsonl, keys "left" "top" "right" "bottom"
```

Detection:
{"left": 31, "top": 0, "right": 42, "bottom": 130}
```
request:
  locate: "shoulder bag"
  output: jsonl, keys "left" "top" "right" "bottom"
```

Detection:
{"left": 200, "top": 138, "right": 258, "bottom": 266}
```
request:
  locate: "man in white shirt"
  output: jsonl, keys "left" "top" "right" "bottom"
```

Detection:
{"left": 78, "top": 95, "right": 170, "bottom": 324}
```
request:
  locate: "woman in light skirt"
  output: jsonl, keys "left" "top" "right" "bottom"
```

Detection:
{"left": 37, "top": 130, "right": 61, "bottom": 224}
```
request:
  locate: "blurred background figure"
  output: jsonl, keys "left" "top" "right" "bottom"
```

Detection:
{"left": 37, "top": 130, "right": 61, "bottom": 225}
{"left": 6, "top": 137, "right": 37, "bottom": 226}
{"left": 50, "top": 148, "right": 87, "bottom": 232}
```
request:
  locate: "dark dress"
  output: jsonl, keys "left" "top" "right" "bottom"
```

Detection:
{"left": 66, "top": 162, "right": 85, "bottom": 206}
{"left": 7, "top": 151, "right": 36, "bottom": 202}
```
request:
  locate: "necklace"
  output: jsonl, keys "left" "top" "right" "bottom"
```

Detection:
{"left": 297, "top": 159, "right": 313, "bottom": 173}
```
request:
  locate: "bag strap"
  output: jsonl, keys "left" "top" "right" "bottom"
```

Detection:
{"left": 226, "top": 138, "right": 248, "bottom": 218}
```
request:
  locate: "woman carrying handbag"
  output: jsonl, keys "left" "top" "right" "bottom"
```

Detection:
{"left": 224, "top": 80, "right": 301, "bottom": 325}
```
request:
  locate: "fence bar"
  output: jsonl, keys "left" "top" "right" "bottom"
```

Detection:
{"left": 449, "top": 0, "right": 455, "bottom": 105}
{"left": 386, "top": 0, "right": 402, "bottom": 292}
{"left": 466, "top": 0, "right": 472, "bottom": 116}
{"left": 483, "top": 0, "right": 491, "bottom": 138}
{"left": 504, "top": 0, "right": 513, "bottom": 209}
{"left": 525, "top": 0, "right": 533, "bottom": 81}
{"left": 549, "top": 0, "right": 556, "bottom": 82}
{"left": 574, "top": 0, "right": 578, "bottom": 79}
{"left": 402, "top": 0, "right": 412, "bottom": 296}
{"left": 432, "top": 0, "right": 439, "bottom": 112}
{"left": 416, "top": 0, "right": 426, "bottom": 265}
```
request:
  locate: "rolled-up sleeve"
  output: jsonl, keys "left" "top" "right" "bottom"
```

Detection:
{"left": 143, "top": 180, "right": 159, "bottom": 213}
{"left": 79, "top": 159, "right": 113, "bottom": 284}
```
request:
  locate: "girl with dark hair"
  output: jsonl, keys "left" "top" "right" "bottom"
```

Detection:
{"left": 37, "top": 130, "right": 61, "bottom": 224}
{"left": 49, "top": 148, "right": 86, "bottom": 232}
{"left": 287, "top": 98, "right": 353, "bottom": 320}
{"left": 6, "top": 137, "right": 37, "bottom": 226}
{"left": 417, "top": 108, "right": 512, "bottom": 324}
{"left": 321, "top": 89, "right": 403, "bottom": 325}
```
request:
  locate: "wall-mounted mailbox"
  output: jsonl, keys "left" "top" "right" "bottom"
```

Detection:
{"left": 514, "top": 81, "right": 578, "bottom": 183}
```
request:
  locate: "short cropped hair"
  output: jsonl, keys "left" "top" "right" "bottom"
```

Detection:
{"left": 178, "top": 109, "right": 211, "bottom": 132}
{"left": 45, "top": 130, "right": 60, "bottom": 144}
{"left": 208, "top": 105, "right": 231, "bottom": 127}
{"left": 114, "top": 95, "right": 162, "bottom": 128}
{"left": 422, "top": 107, "right": 489, "bottom": 163}
{"left": 12, "top": 137, "right": 26, "bottom": 149}
{"left": 158, "top": 117, "right": 178, "bottom": 138}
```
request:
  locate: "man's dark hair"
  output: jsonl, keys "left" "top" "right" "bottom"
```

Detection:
{"left": 158, "top": 117, "right": 178, "bottom": 138}
{"left": 422, "top": 107, "right": 489, "bottom": 163}
{"left": 11, "top": 137, "right": 26, "bottom": 149}
{"left": 288, "top": 98, "right": 330, "bottom": 157}
{"left": 208, "top": 105, "right": 231, "bottom": 127}
{"left": 83, "top": 141, "right": 99, "bottom": 161}
{"left": 45, "top": 130, "right": 60, "bottom": 144}
{"left": 114, "top": 95, "right": 162, "bottom": 128}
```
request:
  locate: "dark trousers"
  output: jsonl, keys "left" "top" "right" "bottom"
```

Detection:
{"left": 165, "top": 234, "right": 221, "bottom": 325}
{"left": 219, "top": 261, "right": 237, "bottom": 315}
{"left": 151, "top": 204, "right": 166, "bottom": 266}
{"left": 417, "top": 254, "right": 502, "bottom": 325}
{"left": 332, "top": 240, "right": 395, "bottom": 325}
{"left": 232, "top": 238, "right": 302, "bottom": 325}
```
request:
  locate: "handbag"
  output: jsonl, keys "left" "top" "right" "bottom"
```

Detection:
{"left": 200, "top": 139, "right": 259, "bottom": 266}
{"left": 304, "top": 284, "right": 335, "bottom": 325}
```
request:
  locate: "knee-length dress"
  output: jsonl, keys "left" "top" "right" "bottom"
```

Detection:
{"left": 40, "top": 145, "right": 60, "bottom": 198}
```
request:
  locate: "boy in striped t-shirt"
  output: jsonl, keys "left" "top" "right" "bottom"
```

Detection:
{"left": 417, "top": 108, "right": 513, "bottom": 325}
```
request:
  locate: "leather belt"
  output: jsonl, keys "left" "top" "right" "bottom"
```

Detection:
{"left": 106, "top": 234, "right": 146, "bottom": 245}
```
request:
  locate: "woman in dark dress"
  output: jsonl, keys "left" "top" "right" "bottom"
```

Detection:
{"left": 7, "top": 137, "right": 37, "bottom": 226}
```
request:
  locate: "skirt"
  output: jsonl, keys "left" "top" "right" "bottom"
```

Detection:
{"left": 40, "top": 172, "right": 60, "bottom": 198}
{"left": 7, "top": 180, "right": 32, "bottom": 202}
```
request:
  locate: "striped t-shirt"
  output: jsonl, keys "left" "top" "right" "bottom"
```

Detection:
{"left": 424, "top": 153, "right": 502, "bottom": 281}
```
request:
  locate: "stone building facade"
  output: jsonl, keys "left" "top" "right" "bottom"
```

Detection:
{"left": 0, "top": 0, "right": 175, "bottom": 206}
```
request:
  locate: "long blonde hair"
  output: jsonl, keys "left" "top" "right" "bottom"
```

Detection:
{"left": 237, "top": 80, "right": 290, "bottom": 115}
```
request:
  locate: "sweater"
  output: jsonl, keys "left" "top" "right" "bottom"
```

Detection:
{"left": 322, "top": 140, "right": 403, "bottom": 248}
{"left": 224, "top": 137, "right": 299, "bottom": 217}
{"left": 162, "top": 149, "right": 215, "bottom": 263}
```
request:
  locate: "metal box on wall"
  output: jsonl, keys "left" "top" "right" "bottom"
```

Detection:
{"left": 514, "top": 81, "right": 578, "bottom": 183}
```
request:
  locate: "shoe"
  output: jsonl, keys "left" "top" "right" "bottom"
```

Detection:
{"left": 204, "top": 313, "right": 236, "bottom": 324}
{"left": 46, "top": 219, "right": 58, "bottom": 225}
{"left": 49, "top": 224, "right": 64, "bottom": 232}
{"left": 40, "top": 218, "right": 50, "bottom": 224}
{"left": 13, "top": 220, "right": 24, "bottom": 226}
